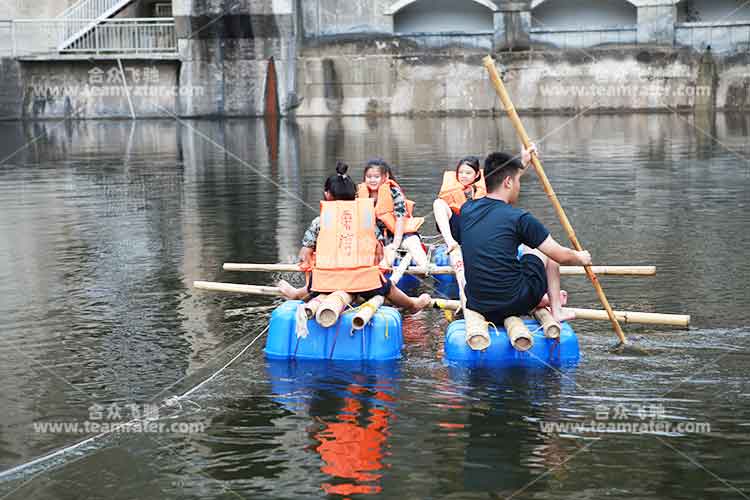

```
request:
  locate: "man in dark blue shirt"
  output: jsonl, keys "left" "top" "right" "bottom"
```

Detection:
{"left": 453, "top": 149, "right": 591, "bottom": 325}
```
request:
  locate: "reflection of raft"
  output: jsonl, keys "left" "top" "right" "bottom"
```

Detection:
{"left": 444, "top": 318, "right": 579, "bottom": 365}
{"left": 264, "top": 300, "right": 403, "bottom": 361}
{"left": 267, "top": 359, "right": 398, "bottom": 496}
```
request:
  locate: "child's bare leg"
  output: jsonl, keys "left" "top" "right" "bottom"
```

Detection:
{"left": 277, "top": 279, "right": 309, "bottom": 300}
{"left": 433, "top": 198, "right": 457, "bottom": 251}
{"left": 536, "top": 290, "right": 569, "bottom": 309}
{"left": 381, "top": 244, "right": 397, "bottom": 268}
{"left": 450, "top": 246, "right": 468, "bottom": 309}
{"left": 386, "top": 286, "right": 431, "bottom": 312}
{"left": 402, "top": 234, "right": 429, "bottom": 267}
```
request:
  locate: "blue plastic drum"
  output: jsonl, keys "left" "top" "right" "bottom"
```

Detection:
{"left": 444, "top": 318, "right": 580, "bottom": 366}
{"left": 264, "top": 300, "right": 404, "bottom": 361}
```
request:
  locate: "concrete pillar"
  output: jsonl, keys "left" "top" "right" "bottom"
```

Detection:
{"left": 695, "top": 48, "right": 717, "bottom": 111}
{"left": 637, "top": 1, "right": 677, "bottom": 46}
{"left": 0, "top": 58, "right": 23, "bottom": 120}
{"left": 174, "top": 0, "right": 297, "bottom": 117}
{"left": 493, "top": 0, "right": 531, "bottom": 51}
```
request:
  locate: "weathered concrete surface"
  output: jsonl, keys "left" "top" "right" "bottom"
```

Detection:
{"left": 716, "top": 53, "right": 750, "bottom": 110}
{"left": 301, "top": 0, "right": 393, "bottom": 37}
{"left": 296, "top": 41, "right": 750, "bottom": 115}
{"left": 0, "top": 0, "right": 77, "bottom": 19}
{"left": 174, "top": 0, "right": 297, "bottom": 117}
{"left": 637, "top": 3, "right": 677, "bottom": 45}
{"left": 494, "top": 1, "right": 531, "bottom": 51}
{"left": 18, "top": 60, "right": 180, "bottom": 119}
{"left": 0, "top": 58, "right": 23, "bottom": 120}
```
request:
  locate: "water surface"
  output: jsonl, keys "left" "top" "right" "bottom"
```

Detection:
{"left": 1, "top": 114, "right": 749, "bottom": 499}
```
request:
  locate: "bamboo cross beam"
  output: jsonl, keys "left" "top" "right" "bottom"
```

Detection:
{"left": 431, "top": 299, "right": 690, "bottom": 328}
{"left": 222, "top": 262, "right": 656, "bottom": 276}
{"left": 483, "top": 55, "right": 627, "bottom": 345}
{"left": 194, "top": 281, "right": 285, "bottom": 296}
{"left": 192, "top": 282, "right": 691, "bottom": 327}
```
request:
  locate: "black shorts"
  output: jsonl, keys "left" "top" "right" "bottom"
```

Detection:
{"left": 359, "top": 277, "right": 392, "bottom": 300}
{"left": 482, "top": 253, "right": 548, "bottom": 325}
{"left": 307, "top": 273, "right": 392, "bottom": 301}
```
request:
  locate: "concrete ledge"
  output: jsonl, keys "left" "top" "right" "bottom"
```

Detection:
{"left": 16, "top": 53, "right": 181, "bottom": 61}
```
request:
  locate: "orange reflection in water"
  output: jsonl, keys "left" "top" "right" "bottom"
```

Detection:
{"left": 315, "top": 386, "right": 393, "bottom": 496}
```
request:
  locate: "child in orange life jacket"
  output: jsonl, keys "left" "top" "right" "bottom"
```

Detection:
{"left": 278, "top": 162, "right": 432, "bottom": 312}
{"left": 357, "top": 159, "right": 429, "bottom": 268}
{"left": 433, "top": 155, "right": 486, "bottom": 255}
{"left": 432, "top": 155, "right": 486, "bottom": 308}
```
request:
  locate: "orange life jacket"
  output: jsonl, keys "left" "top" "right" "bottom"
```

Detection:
{"left": 438, "top": 169, "right": 487, "bottom": 215}
{"left": 356, "top": 180, "right": 424, "bottom": 235}
{"left": 311, "top": 199, "right": 383, "bottom": 293}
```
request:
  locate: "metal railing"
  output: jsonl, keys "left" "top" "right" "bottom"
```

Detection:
{"left": 393, "top": 31, "right": 494, "bottom": 50}
{"left": 11, "top": 18, "right": 176, "bottom": 57}
{"left": 57, "top": 0, "right": 134, "bottom": 49}
{"left": 675, "top": 21, "right": 750, "bottom": 54}
{"left": 530, "top": 26, "right": 637, "bottom": 49}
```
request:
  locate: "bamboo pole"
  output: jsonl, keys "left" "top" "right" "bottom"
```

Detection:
{"left": 464, "top": 308, "right": 491, "bottom": 350}
{"left": 432, "top": 298, "right": 462, "bottom": 311}
{"left": 533, "top": 307, "right": 561, "bottom": 339}
{"left": 193, "top": 281, "right": 285, "bottom": 296}
{"left": 223, "top": 262, "right": 656, "bottom": 276}
{"left": 431, "top": 298, "right": 690, "bottom": 327}
{"left": 505, "top": 316, "right": 534, "bottom": 351}
{"left": 315, "top": 291, "right": 353, "bottom": 328}
{"left": 566, "top": 308, "right": 690, "bottom": 327}
{"left": 560, "top": 266, "right": 654, "bottom": 276}
{"left": 303, "top": 294, "right": 328, "bottom": 320}
{"left": 352, "top": 295, "right": 385, "bottom": 330}
{"left": 483, "top": 55, "right": 627, "bottom": 345}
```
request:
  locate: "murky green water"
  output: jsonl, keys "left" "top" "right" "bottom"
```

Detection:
{"left": 1, "top": 114, "right": 749, "bottom": 499}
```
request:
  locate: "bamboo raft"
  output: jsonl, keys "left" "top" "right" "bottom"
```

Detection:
{"left": 190, "top": 58, "right": 693, "bottom": 363}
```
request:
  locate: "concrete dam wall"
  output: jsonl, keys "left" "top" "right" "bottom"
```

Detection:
{"left": 4, "top": 47, "right": 750, "bottom": 119}
{"left": 3, "top": 0, "right": 750, "bottom": 119}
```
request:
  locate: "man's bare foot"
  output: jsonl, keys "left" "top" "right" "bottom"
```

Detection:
{"left": 552, "top": 307, "right": 576, "bottom": 323}
{"left": 277, "top": 279, "right": 301, "bottom": 300}
{"left": 536, "top": 290, "right": 569, "bottom": 309}
{"left": 410, "top": 293, "right": 432, "bottom": 312}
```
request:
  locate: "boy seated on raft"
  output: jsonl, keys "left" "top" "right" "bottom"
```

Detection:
{"left": 358, "top": 159, "right": 430, "bottom": 268}
{"left": 453, "top": 148, "right": 592, "bottom": 324}
{"left": 277, "top": 162, "right": 432, "bottom": 312}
